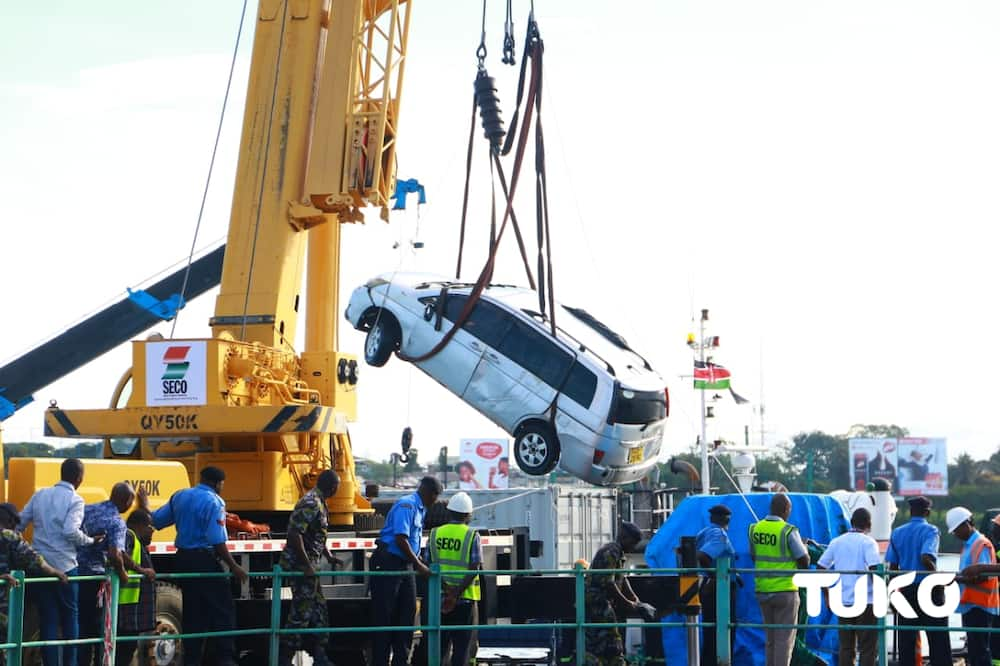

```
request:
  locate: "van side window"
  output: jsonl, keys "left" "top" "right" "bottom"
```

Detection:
{"left": 442, "top": 294, "right": 511, "bottom": 348}
{"left": 562, "top": 362, "right": 598, "bottom": 408}
{"left": 497, "top": 319, "right": 573, "bottom": 388}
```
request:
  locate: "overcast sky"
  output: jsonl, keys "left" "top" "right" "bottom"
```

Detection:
{"left": 3, "top": 1, "right": 1000, "bottom": 470}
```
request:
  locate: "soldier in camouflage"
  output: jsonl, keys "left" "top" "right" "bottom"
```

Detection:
{"left": 0, "top": 502, "right": 68, "bottom": 640}
{"left": 277, "top": 470, "right": 340, "bottom": 666}
{"left": 583, "top": 522, "right": 644, "bottom": 666}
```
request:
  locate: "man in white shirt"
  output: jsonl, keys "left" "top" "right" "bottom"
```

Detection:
{"left": 20, "top": 458, "right": 101, "bottom": 666}
{"left": 817, "top": 508, "right": 882, "bottom": 666}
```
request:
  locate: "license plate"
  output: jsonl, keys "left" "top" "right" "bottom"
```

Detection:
{"left": 628, "top": 447, "right": 644, "bottom": 464}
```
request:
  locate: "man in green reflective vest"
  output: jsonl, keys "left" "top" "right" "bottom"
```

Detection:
{"left": 428, "top": 492, "right": 482, "bottom": 666}
{"left": 117, "top": 507, "right": 157, "bottom": 666}
{"left": 749, "top": 494, "right": 810, "bottom": 666}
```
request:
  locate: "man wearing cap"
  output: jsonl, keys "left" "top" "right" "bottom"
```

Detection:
{"left": 749, "top": 493, "right": 810, "bottom": 666}
{"left": 0, "top": 502, "right": 68, "bottom": 641}
{"left": 428, "top": 491, "right": 482, "bottom": 666}
{"left": 696, "top": 504, "right": 737, "bottom": 666}
{"left": 949, "top": 506, "right": 998, "bottom": 666}
{"left": 371, "top": 475, "right": 442, "bottom": 666}
{"left": 277, "top": 470, "right": 340, "bottom": 666}
{"left": 152, "top": 466, "right": 248, "bottom": 666}
{"left": 816, "top": 508, "right": 882, "bottom": 666}
{"left": 885, "top": 496, "right": 951, "bottom": 666}
{"left": 584, "top": 522, "right": 645, "bottom": 665}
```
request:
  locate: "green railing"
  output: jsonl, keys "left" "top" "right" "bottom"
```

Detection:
{"left": 0, "top": 559, "right": 978, "bottom": 666}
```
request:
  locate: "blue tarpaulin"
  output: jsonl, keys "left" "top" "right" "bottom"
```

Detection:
{"left": 645, "top": 493, "right": 850, "bottom": 666}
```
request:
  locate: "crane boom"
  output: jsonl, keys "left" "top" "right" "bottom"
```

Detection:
{"left": 45, "top": 0, "right": 413, "bottom": 525}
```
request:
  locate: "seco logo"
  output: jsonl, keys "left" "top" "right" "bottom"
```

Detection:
{"left": 793, "top": 572, "right": 960, "bottom": 619}
{"left": 435, "top": 537, "right": 463, "bottom": 552}
{"left": 751, "top": 532, "right": 779, "bottom": 547}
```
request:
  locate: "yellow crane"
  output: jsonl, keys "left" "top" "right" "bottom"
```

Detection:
{"left": 37, "top": 0, "right": 413, "bottom": 527}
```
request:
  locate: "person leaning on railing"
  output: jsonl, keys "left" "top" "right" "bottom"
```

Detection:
{"left": 277, "top": 470, "right": 340, "bottom": 666}
{"left": 427, "top": 491, "right": 482, "bottom": 666}
{"left": 696, "top": 504, "right": 737, "bottom": 666}
{"left": 0, "top": 502, "right": 69, "bottom": 644}
{"left": 149, "top": 466, "right": 248, "bottom": 666}
{"left": 948, "top": 507, "right": 999, "bottom": 666}
{"left": 115, "top": 507, "right": 157, "bottom": 666}
{"left": 749, "top": 493, "right": 810, "bottom": 666}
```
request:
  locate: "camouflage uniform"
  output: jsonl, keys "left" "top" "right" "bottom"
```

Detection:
{"left": 279, "top": 487, "right": 330, "bottom": 654}
{"left": 584, "top": 542, "right": 628, "bottom": 666}
{"left": 0, "top": 528, "right": 47, "bottom": 636}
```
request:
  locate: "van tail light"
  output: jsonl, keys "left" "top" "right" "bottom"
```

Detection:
{"left": 664, "top": 387, "right": 670, "bottom": 417}
{"left": 593, "top": 450, "right": 606, "bottom": 465}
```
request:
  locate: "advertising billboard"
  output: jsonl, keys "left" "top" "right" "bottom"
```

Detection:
{"left": 458, "top": 438, "right": 510, "bottom": 490}
{"left": 849, "top": 437, "right": 947, "bottom": 496}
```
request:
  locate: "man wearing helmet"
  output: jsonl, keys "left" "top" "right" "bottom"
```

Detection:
{"left": 428, "top": 492, "right": 482, "bottom": 666}
{"left": 949, "top": 506, "right": 999, "bottom": 666}
{"left": 584, "top": 522, "right": 645, "bottom": 665}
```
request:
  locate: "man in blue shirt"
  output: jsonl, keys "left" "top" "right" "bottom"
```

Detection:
{"left": 78, "top": 481, "right": 135, "bottom": 666}
{"left": 151, "top": 466, "right": 247, "bottom": 666}
{"left": 696, "top": 504, "right": 737, "bottom": 666}
{"left": 885, "top": 496, "right": 950, "bottom": 666}
{"left": 370, "top": 476, "right": 442, "bottom": 666}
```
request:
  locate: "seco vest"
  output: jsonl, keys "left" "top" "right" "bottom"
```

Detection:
{"left": 960, "top": 535, "right": 1000, "bottom": 612}
{"left": 429, "top": 523, "right": 481, "bottom": 601}
{"left": 749, "top": 519, "right": 799, "bottom": 593}
{"left": 119, "top": 529, "right": 143, "bottom": 605}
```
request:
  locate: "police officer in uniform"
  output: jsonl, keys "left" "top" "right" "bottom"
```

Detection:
{"left": 885, "top": 496, "right": 950, "bottom": 666}
{"left": 428, "top": 492, "right": 481, "bottom": 666}
{"left": 697, "top": 504, "right": 737, "bottom": 666}
{"left": 749, "top": 494, "right": 809, "bottom": 666}
{"left": 151, "top": 466, "right": 248, "bottom": 666}
{"left": 278, "top": 470, "right": 340, "bottom": 666}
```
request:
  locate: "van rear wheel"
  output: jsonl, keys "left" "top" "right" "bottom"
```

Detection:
{"left": 364, "top": 314, "right": 400, "bottom": 367}
{"left": 514, "top": 422, "right": 560, "bottom": 475}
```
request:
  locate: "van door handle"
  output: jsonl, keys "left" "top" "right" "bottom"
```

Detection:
{"left": 470, "top": 341, "right": 483, "bottom": 351}
{"left": 485, "top": 352, "right": 500, "bottom": 362}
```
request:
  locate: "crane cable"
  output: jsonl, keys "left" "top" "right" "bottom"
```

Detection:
{"left": 169, "top": 0, "right": 250, "bottom": 338}
{"left": 398, "top": 17, "right": 546, "bottom": 364}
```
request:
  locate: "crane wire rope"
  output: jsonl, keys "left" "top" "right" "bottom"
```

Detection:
{"left": 240, "top": 0, "right": 291, "bottom": 342}
{"left": 169, "top": 0, "right": 250, "bottom": 338}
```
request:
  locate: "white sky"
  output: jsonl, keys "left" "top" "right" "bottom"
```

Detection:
{"left": 3, "top": 0, "right": 1000, "bottom": 466}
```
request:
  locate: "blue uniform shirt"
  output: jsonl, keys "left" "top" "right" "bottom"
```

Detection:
{"left": 696, "top": 525, "right": 736, "bottom": 564}
{"left": 152, "top": 483, "right": 228, "bottom": 549}
{"left": 957, "top": 529, "right": 999, "bottom": 615}
{"left": 379, "top": 491, "right": 425, "bottom": 559}
{"left": 885, "top": 517, "right": 939, "bottom": 581}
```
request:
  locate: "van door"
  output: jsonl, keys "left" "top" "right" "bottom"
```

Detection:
{"left": 465, "top": 317, "right": 573, "bottom": 431}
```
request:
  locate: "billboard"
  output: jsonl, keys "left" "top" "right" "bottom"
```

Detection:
{"left": 849, "top": 437, "right": 947, "bottom": 496}
{"left": 458, "top": 438, "right": 510, "bottom": 490}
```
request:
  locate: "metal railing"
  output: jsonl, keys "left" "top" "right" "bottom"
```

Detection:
{"left": 0, "top": 559, "right": 981, "bottom": 666}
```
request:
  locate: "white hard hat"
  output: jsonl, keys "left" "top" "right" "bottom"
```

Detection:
{"left": 447, "top": 492, "right": 474, "bottom": 514}
{"left": 946, "top": 506, "right": 973, "bottom": 533}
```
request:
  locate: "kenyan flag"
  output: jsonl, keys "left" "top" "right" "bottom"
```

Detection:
{"left": 694, "top": 360, "right": 731, "bottom": 390}
{"left": 161, "top": 345, "right": 191, "bottom": 380}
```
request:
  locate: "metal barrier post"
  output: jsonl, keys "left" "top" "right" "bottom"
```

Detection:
{"left": 269, "top": 565, "right": 283, "bottom": 660}
{"left": 427, "top": 564, "right": 442, "bottom": 664}
{"left": 575, "top": 562, "right": 585, "bottom": 666}
{"left": 716, "top": 557, "right": 732, "bottom": 666}
{"left": 877, "top": 564, "right": 887, "bottom": 666}
{"left": 7, "top": 570, "right": 26, "bottom": 666}
{"left": 108, "top": 572, "right": 121, "bottom": 664}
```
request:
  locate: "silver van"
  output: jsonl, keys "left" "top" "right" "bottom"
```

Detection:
{"left": 345, "top": 273, "right": 668, "bottom": 486}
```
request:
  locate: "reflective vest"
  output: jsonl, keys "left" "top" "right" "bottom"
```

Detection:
{"left": 960, "top": 535, "right": 1000, "bottom": 612}
{"left": 119, "top": 529, "right": 143, "bottom": 605}
{"left": 749, "top": 519, "right": 799, "bottom": 593}
{"left": 429, "top": 523, "right": 481, "bottom": 601}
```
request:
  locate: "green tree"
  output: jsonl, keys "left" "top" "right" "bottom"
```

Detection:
{"left": 846, "top": 424, "right": 910, "bottom": 439}
{"left": 403, "top": 448, "right": 422, "bottom": 473}
{"left": 789, "top": 431, "right": 850, "bottom": 492}
{"left": 949, "top": 452, "right": 978, "bottom": 487}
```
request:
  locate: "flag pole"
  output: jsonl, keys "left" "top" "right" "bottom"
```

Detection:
{"left": 700, "top": 308, "right": 710, "bottom": 494}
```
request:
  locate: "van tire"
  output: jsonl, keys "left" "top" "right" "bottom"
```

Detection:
{"left": 514, "top": 422, "right": 560, "bottom": 475}
{"left": 364, "top": 313, "right": 400, "bottom": 367}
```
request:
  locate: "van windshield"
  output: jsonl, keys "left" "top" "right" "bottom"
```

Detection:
{"left": 612, "top": 386, "right": 667, "bottom": 424}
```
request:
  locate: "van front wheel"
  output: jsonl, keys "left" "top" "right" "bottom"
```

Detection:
{"left": 514, "top": 423, "right": 560, "bottom": 475}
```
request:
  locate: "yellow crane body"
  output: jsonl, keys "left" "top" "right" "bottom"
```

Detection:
{"left": 43, "top": 0, "right": 412, "bottom": 526}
